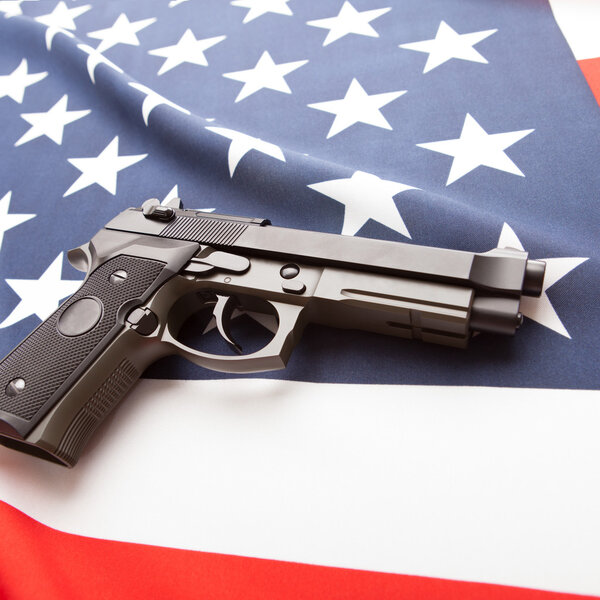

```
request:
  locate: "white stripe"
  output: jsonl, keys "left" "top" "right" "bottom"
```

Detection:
{"left": 1, "top": 379, "right": 599, "bottom": 595}
{"left": 549, "top": 0, "right": 600, "bottom": 60}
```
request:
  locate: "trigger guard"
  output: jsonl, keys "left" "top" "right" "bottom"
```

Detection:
{"left": 161, "top": 301, "right": 305, "bottom": 373}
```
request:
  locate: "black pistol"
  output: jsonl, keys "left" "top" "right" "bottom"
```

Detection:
{"left": 0, "top": 198, "right": 545, "bottom": 467}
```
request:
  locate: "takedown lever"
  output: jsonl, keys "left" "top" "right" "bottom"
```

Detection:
{"left": 183, "top": 251, "right": 251, "bottom": 275}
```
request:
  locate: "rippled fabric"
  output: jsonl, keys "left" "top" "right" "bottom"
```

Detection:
{"left": 2, "top": 0, "right": 597, "bottom": 388}
{"left": 0, "top": 2, "right": 600, "bottom": 597}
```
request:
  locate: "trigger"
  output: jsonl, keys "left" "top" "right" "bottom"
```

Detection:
{"left": 213, "top": 295, "right": 242, "bottom": 354}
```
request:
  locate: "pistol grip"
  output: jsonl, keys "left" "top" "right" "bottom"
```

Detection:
{"left": 0, "top": 255, "right": 168, "bottom": 466}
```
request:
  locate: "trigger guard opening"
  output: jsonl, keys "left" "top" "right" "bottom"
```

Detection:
{"left": 161, "top": 300, "right": 305, "bottom": 374}
{"left": 166, "top": 290, "right": 277, "bottom": 356}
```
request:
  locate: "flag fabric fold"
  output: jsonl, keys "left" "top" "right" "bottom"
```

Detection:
{"left": 0, "top": 0, "right": 599, "bottom": 597}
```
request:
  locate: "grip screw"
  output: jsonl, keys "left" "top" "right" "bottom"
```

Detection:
{"left": 110, "top": 270, "right": 128, "bottom": 285}
{"left": 5, "top": 378, "right": 25, "bottom": 397}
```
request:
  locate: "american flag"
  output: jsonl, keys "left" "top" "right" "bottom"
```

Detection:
{"left": 0, "top": 0, "right": 599, "bottom": 598}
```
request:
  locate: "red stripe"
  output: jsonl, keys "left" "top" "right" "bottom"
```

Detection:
{"left": 0, "top": 500, "right": 596, "bottom": 600}
{"left": 578, "top": 57, "right": 600, "bottom": 106}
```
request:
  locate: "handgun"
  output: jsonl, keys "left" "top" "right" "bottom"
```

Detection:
{"left": 0, "top": 198, "right": 546, "bottom": 467}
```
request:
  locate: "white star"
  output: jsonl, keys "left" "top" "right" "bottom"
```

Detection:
{"left": 498, "top": 224, "right": 588, "bottom": 338}
{"left": 231, "top": 0, "right": 292, "bottom": 24}
{"left": 0, "top": 59, "right": 47, "bottom": 104}
{"left": 35, "top": 1, "right": 91, "bottom": 50}
{"left": 87, "top": 13, "right": 157, "bottom": 53}
{"left": 206, "top": 126, "right": 285, "bottom": 177}
{"left": 0, "top": 0, "right": 35, "bottom": 18}
{"left": 169, "top": 0, "right": 190, "bottom": 6}
{"left": 307, "top": 1, "right": 390, "bottom": 46}
{"left": 0, "top": 191, "right": 35, "bottom": 252}
{"left": 308, "top": 171, "right": 416, "bottom": 237}
{"left": 161, "top": 185, "right": 180, "bottom": 206}
{"left": 128, "top": 82, "right": 191, "bottom": 125}
{"left": 64, "top": 136, "right": 147, "bottom": 197}
{"left": 223, "top": 51, "right": 308, "bottom": 102}
{"left": 0, "top": 253, "right": 82, "bottom": 329}
{"left": 0, "top": 1, "right": 21, "bottom": 18}
{"left": 400, "top": 20, "right": 497, "bottom": 73}
{"left": 77, "top": 43, "right": 124, "bottom": 83}
{"left": 308, "top": 78, "right": 405, "bottom": 138}
{"left": 148, "top": 29, "right": 226, "bottom": 75}
{"left": 417, "top": 113, "right": 534, "bottom": 185}
{"left": 15, "top": 94, "right": 90, "bottom": 146}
